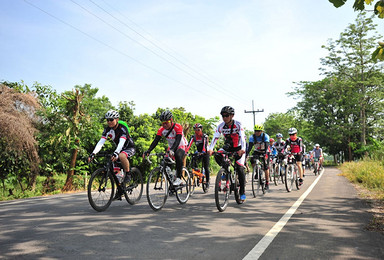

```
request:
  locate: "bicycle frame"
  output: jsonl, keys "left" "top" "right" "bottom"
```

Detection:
{"left": 146, "top": 153, "right": 191, "bottom": 211}
{"left": 214, "top": 151, "right": 242, "bottom": 212}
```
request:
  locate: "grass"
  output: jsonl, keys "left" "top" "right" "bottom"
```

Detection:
{"left": 339, "top": 160, "right": 384, "bottom": 200}
{"left": 0, "top": 174, "right": 87, "bottom": 201}
{"left": 338, "top": 159, "right": 384, "bottom": 233}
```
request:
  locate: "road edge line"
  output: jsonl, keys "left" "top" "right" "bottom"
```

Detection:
{"left": 243, "top": 171, "right": 324, "bottom": 260}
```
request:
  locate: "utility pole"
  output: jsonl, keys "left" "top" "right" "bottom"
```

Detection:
{"left": 244, "top": 100, "right": 264, "bottom": 127}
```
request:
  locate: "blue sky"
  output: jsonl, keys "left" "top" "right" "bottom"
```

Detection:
{"left": 1, "top": 0, "right": 383, "bottom": 131}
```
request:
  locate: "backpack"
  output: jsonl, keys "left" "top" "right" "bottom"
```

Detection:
{"left": 118, "top": 120, "right": 130, "bottom": 135}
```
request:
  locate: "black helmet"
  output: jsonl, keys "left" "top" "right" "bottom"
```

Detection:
{"left": 220, "top": 106, "right": 235, "bottom": 115}
{"left": 159, "top": 110, "right": 173, "bottom": 121}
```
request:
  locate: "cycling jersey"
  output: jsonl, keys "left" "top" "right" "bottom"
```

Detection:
{"left": 284, "top": 137, "right": 303, "bottom": 154}
{"left": 186, "top": 133, "right": 209, "bottom": 153}
{"left": 92, "top": 123, "right": 135, "bottom": 156}
{"left": 270, "top": 145, "right": 277, "bottom": 156}
{"left": 156, "top": 123, "right": 187, "bottom": 151}
{"left": 312, "top": 148, "right": 323, "bottom": 158}
{"left": 209, "top": 120, "right": 246, "bottom": 152}
{"left": 273, "top": 141, "right": 286, "bottom": 153}
{"left": 247, "top": 133, "right": 270, "bottom": 154}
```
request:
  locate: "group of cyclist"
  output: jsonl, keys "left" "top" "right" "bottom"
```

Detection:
{"left": 88, "top": 106, "right": 324, "bottom": 202}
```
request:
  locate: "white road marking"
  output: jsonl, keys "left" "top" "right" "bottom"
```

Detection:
{"left": 243, "top": 171, "right": 324, "bottom": 260}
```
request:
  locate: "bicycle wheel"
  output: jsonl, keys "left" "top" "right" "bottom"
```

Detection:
{"left": 295, "top": 166, "right": 300, "bottom": 190}
{"left": 285, "top": 164, "right": 294, "bottom": 192}
{"left": 233, "top": 171, "right": 243, "bottom": 204}
{"left": 314, "top": 162, "right": 318, "bottom": 176}
{"left": 88, "top": 168, "right": 114, "bottom": 212}
{"left": 280, "top": 165, "right": 285, "bottom": 184}
{"left": 272, "top": 165, "right": 278, "bottom": 186}
{"left": 251, "top": 166, "right": 258, "bottom": 198}
{"left": 189, "top": 173, "right": 197, "bottom": 196}
{"left": 176, "top": 167, "right": 191, "bottom": 204}
{"left": 259, "top": 168, "right": 266, "bottom": 194}
{"left": 146, "top": 167, "right": 168, "bottom": 211}
{"left": 215, "top": 168, "right": 229, "bottom": 212}
{"left": 123, "top": 167, "right": 143, "bottom": 205}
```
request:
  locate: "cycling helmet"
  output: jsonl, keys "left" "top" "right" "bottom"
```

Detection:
{"left": 220, "top": 106, "right": 235, "bottom": 115}
{"left": 276, "top": 133, "right": 283, "bottom": 138}
{"left": 288, "top": 127, "right": 297, "bottom": 135}
{"left": 315, "top": 144, "right": 320, "bottom": 147}
{"left": 193, "top": 123, "right": 202, "bottom": 130}
{"left": 105, "top": 110, "right": 119, "bottom": 119}
{"left": 254, "top": 124, "right": 264, "bottom": 131}
{"left": 159, "top": 110, "right": 173, "bottom": 121}
{"left": 269, "top": 138, "right": 275, "bottom": 143}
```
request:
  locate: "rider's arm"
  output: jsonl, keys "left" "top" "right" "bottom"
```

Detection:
{"left": 246, "top": 135, "right": 254, "bottom": 156}
{"left": 186, "top": 136, "right": 195, "bottom": 153}
{"left": 170, "top": 134, "right": 182, "bottom": 152}
{"left": 239, "top": 125, "right": 246, "bottom": 153}
{"left": 114, "top": 136, "right": 127, "bottom": 156}
{"left": 147, "top": 135, "right": 161, "bottom": 153}
{"left": 92, "top": 137, "right": 106, "bottom": 154}
{"left": 208, "top": 125, "right": 222, "bottom": 151}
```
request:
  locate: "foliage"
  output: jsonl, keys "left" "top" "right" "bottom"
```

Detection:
{"left": 328, "top": 0, "right": 384, "bottom": 18}
{"left": 289, "top": 12, "right": 384, "bottom": 160}
{"left": 328, "top": 0, "right": 384, "bottom": 60}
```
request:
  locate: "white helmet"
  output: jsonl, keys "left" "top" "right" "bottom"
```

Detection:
{"left": 288, "top": 127, "right": 297, "bottom": 135}
{"left": 315, "top": 144, "right": 320, "bottom": 147}
{"left": 105, "top": 110, "right": 119, "bottom": 119}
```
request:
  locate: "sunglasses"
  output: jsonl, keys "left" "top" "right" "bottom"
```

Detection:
{"left": 194, "top": 128, "right": 202, "bottom": 131}
{"left": 222, "top": 114, "right": 230, "bottom": 118}
{"left": 162, "top": 120, "right": 171, "bottom": 124}
{"left": 106, "top": 118, "right": 115, "bottom": 122}
{"left": 289, "top": 134, "right": 296, "bottom": 136}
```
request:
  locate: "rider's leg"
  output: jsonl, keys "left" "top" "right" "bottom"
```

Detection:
{"left": 175, "top": 148, "right": 186, "bottom": 178}
{"left": 119, "top": 152, "right": 130, "bottom": 173}
{"left": 202, "top": 153, "right": 210, "bottom": 183}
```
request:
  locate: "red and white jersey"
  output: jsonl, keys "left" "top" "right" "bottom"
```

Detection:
{"left": 208, "top": 120, "right": 246, "bottom": 151}
{"left": 157, "top": 123, "right": 187, "bottom": 149}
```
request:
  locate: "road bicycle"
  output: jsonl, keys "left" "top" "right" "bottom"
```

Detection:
{"left": 251, "top": 153, "right": 266, "bottom": 198}
{"left": 285, "top": 152, "right": 300, "bottom": 192}
{"left": 187, "top": 153, "right": 209, "bottom": 195}
{"left": 87, "top": 152, "right": 143, "bottom": 212}
{"left": 146, "top": 153, "right": 191, "bottom": 211}
{"left": 313, "top": 157, "right": 323, "bottom": 176}
{"left": 269, "top": 156, "right": 280, "bottom": 186}
{"left": 274, "top": 154, "right": 285, "bottom": 185}
{"left": 214, "top": 151, "right": 244, "bottom": 212}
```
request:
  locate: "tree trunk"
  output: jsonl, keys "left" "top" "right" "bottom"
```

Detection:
{"left": 348, "top": 136, "right": 353, "bottom": 161}
{"left": 63, "top": 148, "right": 78, "bottom": 191}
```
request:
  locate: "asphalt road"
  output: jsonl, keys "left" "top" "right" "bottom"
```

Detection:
{"left": 0, "top": 167, "right": 383, "bottom": 260}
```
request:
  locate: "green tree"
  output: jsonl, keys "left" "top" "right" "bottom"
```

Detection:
{"left": 291, "top": 12, "right": 384, "bottom": 161}
{"left": 328, "top": 0, "right": 384, "bottom": 60}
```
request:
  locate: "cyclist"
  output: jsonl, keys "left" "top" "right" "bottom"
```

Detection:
{"left": 269, "top": 138, "right": 277, "bottom": 177}
{"left": 186, "top": 123, "right": 211, "bottom": 188}
{"left": 143, "top": 110, "right": 187, "bottom": 186}
{"left": 207, "top": 106, "right": 247, "bottom": 201}
{"left": 284, "top": 127, "right": 304, "bottom": 186}
{"left": 273, "top": 133, "right": 286, "bottom": 164}
{"left": 311, "top": 144, "right": 324, "bottom": 171}
{"left": 88, "top": 110, "right": 135, "bottom": 200}
{"left": 302, "top": 143, "right": 306, "bottom": 177}
{"left": 246, "top": 124, "right": 271, "bottom": 189}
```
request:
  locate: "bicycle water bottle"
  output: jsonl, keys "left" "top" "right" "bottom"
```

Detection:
{"left": 166, "top": 166, "right": 175, "bottom": 181}
{"left": 116, "top": 169, "right": 124, "bottom": 183}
